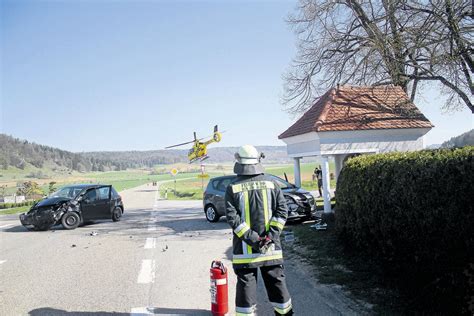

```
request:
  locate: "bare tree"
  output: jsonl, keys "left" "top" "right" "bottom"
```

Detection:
{"left": 284, "top": 0, "right": 473, "bottom": 113}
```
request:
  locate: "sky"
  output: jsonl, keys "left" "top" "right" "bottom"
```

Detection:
{"left": 1, "top": 0, "right": 472, "bottom": 152}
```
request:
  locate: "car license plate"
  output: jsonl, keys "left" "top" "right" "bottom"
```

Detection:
{"left": 20, "top": 214, "right": 25, "bottom": 221}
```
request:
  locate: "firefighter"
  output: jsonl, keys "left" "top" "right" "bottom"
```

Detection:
{"left": 225, "top": 145, "right": 293, "bottom": 316}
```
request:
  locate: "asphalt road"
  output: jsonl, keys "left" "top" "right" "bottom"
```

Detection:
{"left": 0, "top": 184, "right": 365, "bottom": 315}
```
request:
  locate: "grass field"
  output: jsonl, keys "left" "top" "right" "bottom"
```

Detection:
{"left": 1, "top": 162, "right": 338, "bottom": 206}
{"left": 0, "top": 205, "right": 30, "bottom": 215}
{"left": 160, "top": 162, "right": 338, "bottom": 200}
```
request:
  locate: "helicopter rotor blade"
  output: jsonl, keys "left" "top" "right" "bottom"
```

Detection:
{"left": 165, "top": 140, "right": 195, "bottom": 149}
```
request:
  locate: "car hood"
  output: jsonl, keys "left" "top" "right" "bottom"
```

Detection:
{"left": 282, "top": 187, "right": 313, "bottom": 199}
{"left": 34, "top": 197, "right": 72, "bottom": 208}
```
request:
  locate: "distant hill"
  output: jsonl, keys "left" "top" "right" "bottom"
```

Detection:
{"left": 440, "top": 129, "right": 474, "bottom": 148}
{"left": 0, "top": 134, "right": 293, "bottom": 173}
{"left": 0, "top": 134, "right": 122, "bottom": 172}
{"left": 81, "top": 145, "right": 293, "bottom": 166}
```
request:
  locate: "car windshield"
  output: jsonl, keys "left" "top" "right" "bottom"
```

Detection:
{"left": 49, "top": 186, "right": 85, "bottom": 199}
{"left": 271, "top": 176, "right": 295, "bottom": 190}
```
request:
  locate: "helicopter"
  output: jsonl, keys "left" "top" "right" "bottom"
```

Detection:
{"left": 165, "top": 125, "right": 222, "bottom": 163}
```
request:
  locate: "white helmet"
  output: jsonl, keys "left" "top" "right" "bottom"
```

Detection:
{"left": 235, "top": 145, "right": 263, "bottom": 165}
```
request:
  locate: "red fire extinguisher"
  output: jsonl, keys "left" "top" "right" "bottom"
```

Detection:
{"left": 210, "top": 260, "right": 228, "bottom": 316}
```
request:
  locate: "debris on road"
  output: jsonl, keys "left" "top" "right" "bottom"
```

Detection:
{"left": 284, "top": 231, "right": 295, "bottom": 243}
{"left": 71, "top": 244, "right": 76, "bottom": 248}
{"left": 90, "top": 231, "right": 98, "bottom": 236}
{"left": 310, "top": 219, "right": 328, "bottom": 230}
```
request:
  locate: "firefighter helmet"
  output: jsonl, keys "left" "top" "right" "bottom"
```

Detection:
{"left": 235, "top": 145, "right": 263, "bottom": 165}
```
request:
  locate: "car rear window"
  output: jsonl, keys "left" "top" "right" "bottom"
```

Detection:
{"left": 216, "top": 178, "right": 232, "bottom": 192}
{"left": 98, "top": 187, "right": 110, "bottom": 200}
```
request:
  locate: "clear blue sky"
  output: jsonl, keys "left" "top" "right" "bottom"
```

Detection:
{"left": 1, "top": 0, "right": 472, "bottom": 152}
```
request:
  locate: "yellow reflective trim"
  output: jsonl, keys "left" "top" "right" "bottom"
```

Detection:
{"left": 236, "top": 225, "right": 249, "bottom": 238}
{"left": 270, "top": 221, "right": 284, "bottom": 230}
{"left": 244, "top": 190, "right": 252, "bottom": 255}
{"left": 232, "top": 253, "right": 283, "bottom": 264}
{"left": 262, "top": 189, "right": 269, "bottom": 232}
{"left": 274, "top": 305, "right": 292, "bottom": 314}
{"left": 232, "top": 181, "right": 275, "bottom": 193}
{"left": 232, "top": 184, "right": 242, "bottom": 193}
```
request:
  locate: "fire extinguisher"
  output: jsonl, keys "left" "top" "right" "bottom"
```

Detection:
{"left": 210, "top": 260, "right": 228, "bottom": 316}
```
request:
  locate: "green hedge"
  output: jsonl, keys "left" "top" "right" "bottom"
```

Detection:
{"left": 0, "top": 200, "right": 36, "bottom": 209}
{"left": 336, "top": 147, "right": 474, "bottom": 313}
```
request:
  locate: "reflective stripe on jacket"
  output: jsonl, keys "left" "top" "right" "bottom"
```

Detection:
{"left": 225, "top": 174, "right": 288, "bottom": 268}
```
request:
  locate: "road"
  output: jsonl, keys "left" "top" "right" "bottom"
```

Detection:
{"left": 0, "top": 184, "right": 365, "bottom": 315}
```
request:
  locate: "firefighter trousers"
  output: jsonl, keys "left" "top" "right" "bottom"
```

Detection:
{"left": 234, "top": 265, "right": 293, "bottom": 315}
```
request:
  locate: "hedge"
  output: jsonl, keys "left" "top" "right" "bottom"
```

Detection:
{"left": 0, "top": 200, "right": 36, "bottom": 209}
{"left": 336, "top": 146, "right": 474, "bottom": 314}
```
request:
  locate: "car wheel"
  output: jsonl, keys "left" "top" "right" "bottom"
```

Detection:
{"left": 205, "top": 205, "right": 220, "bottom": 223}
{"left": 112, "top": 207, "right": 122, "bottom": 222}
{"left": 61, "top": 212, "right": 80, "bottom": 230}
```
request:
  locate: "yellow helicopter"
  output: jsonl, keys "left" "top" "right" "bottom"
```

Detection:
{"left": 165, "top": 125, "right": 222, "bottom": 163}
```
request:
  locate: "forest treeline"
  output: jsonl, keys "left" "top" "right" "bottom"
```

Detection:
{"left": 440, "top": 129, "right": 474, "bottom": 148}
{"left": 0, "top": 134, "right": 291, "bottom": 172}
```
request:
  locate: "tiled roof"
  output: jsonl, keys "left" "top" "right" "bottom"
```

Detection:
{"left": 279, "top": 85, "right": 433, "bottom": 139}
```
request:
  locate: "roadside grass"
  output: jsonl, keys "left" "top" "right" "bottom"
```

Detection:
{"left": 284, "top": 222, "right": 404, "bottom": 315}
{"left": 159, "top": 163, "right": 340, "bottom": 201}
{"left": 159, "top": 174, "right": 220, "bottom": 200}
{"left": 1, "top": 162, "right": 338, "bottom": 202}
{"left": 0, "top": 205, "right": 30, "bottom": 215}
{"left": 267, "top": 163, "right": 337, "bottom": 191}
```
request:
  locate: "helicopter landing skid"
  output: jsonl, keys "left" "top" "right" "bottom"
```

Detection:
{"left": 189, "top": 155, "right": 209, "bottom": 164}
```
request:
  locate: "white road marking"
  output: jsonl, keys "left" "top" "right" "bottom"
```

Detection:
{"left": 130, "top": 307, "right": 155, "bottom": 315}
{"left": 0, "top": 260, "right": 6, "bottom": 265}
{"left": 147, "top": 225, "right": 157, "bottom": 231}
{"left": 0, "top": 224, "right": 13, "bottom": 229}
{"left": 144, "top": 238, "right": 156, "bottom": 249}
{"left": 137, "top": 259, "right": 156, "bottom": 284}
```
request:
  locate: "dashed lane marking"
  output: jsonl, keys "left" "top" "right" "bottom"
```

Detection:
{"left": 137, "top": 259, "right": 156, "bottom": 284}
{"left": 0, "top": 260, "right": 6, "bottom": 265}
{"left": 0, "top": 224, "right": 13, "bottom": 229}
{"left": 130, "top": 307, "right": 155, "bottom": 315}
{"left": 144, "top": 238, "right": 156, "bottom": 249}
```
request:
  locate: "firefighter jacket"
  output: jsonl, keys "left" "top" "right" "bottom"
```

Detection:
{"left": 225, "top": 173, "right": 288, "bottom": 269}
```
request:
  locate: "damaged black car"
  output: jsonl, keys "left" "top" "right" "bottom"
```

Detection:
{"left": 19, "top": 184, "right": 124, "bottom": 231}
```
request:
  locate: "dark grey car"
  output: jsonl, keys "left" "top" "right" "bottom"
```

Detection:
{"left": 19, "top": 184, "right": 124, "bottom": 231}
{"left": 203, "top": 175, "right": 316, "bottom": 222}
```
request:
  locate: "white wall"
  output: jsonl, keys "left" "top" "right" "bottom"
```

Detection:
{"left": 281, "top": 128, "right": 431, "bottom": 157}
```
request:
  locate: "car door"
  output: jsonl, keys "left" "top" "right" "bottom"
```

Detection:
{"left": 81, "top": 188, "right": 99, "bottom": 220}
{"left": 95, "top": 186, "right": 112, "bottom": 219}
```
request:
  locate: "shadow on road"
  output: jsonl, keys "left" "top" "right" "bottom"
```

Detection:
{"left": 29, "top": 307, "right": 209, "bottom": 315}
{"left": 3, "top": 206, "right": 231, "bottom": 239}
